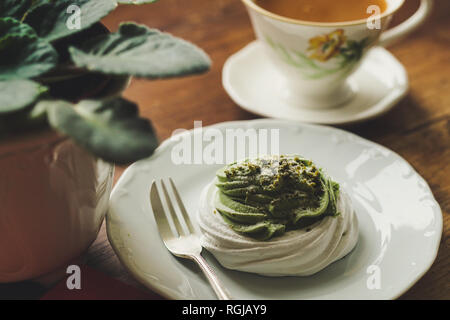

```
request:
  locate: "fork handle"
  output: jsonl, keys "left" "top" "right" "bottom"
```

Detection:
{"left": 192, "top": 254, "right": 232, "bottom": 300}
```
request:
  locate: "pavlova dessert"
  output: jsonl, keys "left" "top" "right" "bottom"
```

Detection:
{"left": 197, "top": 155, "right": 358, "bottom": 276}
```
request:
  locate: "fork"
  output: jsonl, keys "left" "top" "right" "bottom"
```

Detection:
{"left": 150, "top": 178, "right": 232, "bottom": 300}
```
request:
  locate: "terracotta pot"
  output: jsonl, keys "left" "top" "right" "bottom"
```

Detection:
{"left": 0, "top": 130, "right": 114, "bottom": 282}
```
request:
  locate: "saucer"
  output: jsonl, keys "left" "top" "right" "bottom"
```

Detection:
{"left": 107, "top": 119, "right": 442, "bottom": 299}
{"left": 222, "top": 41, "right": 409, "bottom": 125}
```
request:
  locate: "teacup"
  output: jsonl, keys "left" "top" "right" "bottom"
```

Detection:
{"left": 241, "top": 0, "right": 433, "bottom": 109}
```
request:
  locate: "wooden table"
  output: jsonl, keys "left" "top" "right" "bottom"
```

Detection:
{"left": 2, "top": 0, "right": 449, "bottom": 300}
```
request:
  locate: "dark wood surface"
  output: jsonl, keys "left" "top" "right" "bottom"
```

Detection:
{"left": 2, "top": 0, "right": 449, "bottom": 300}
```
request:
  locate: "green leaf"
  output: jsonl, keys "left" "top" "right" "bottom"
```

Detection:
{"left": 0, "top": 79, "right": 47, "bottom": 113}
{"left": 0, "top": 17, "right": 34, "bottom": 37}
{"left": 24, "top": 0, "right": 117, "bottom": 42}
{"left": 117, "top": 0, "right": 158, "bottom": 4}
{"left": 46, "top": 97, "right": 158, "bottom": 164}
{"left": 69, "top": 22, "right": 211, "bottom": 79}
{"left": 51, "top": 22, "right": 109, "bottom": 63}
{"left": 0, "top": 18, "right": 58, "bottom": 80}
{"left": 45, "top": 72, "right": 113, "bottom": 101}
{"left": 0, "top": 0, "right": 32, "bottom": 19}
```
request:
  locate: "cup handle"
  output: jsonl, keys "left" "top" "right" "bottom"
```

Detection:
{"left": 379, "top": 0, "right": 433, "bottom": 47}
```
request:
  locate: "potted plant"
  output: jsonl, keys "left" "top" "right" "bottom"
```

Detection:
{"left": 0, "top": 0, "right": 210, "bottom": 283}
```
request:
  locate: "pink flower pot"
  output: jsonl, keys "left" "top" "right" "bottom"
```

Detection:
{"left": 0, "top": 130, "right": 114, "bottom": 283}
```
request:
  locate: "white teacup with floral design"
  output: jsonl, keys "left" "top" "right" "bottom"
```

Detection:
{"left": 241, "top": 0, "right": 433, "bottom": 109}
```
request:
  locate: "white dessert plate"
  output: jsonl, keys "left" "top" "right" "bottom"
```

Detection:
{"left": 106, "top": 119, "right": 442, "bottom": 300}
{"left": 222, "top": 41, "right": 409, "bottom": 125}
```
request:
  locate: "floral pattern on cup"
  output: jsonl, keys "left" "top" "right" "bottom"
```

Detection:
{"left": 308, "top": 29, "right": 347, "bottom": 62}
{"left": 266, "top": 29, "right": 371, "bottom": 79}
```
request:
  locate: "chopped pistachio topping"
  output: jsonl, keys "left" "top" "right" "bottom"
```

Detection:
{"left": 215, "top": 155, "right": 340, "bottom": 240}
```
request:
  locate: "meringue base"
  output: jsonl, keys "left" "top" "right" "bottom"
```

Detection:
{"left": 197, "top": 182, "right": 358, "bottom": 277}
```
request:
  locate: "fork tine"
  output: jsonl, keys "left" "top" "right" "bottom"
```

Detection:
{"left": 150, "top": 180, "right": 172, "bottom": 239}
{"left": 160, "top": 179, "right": 186, "bottom": 237}
{"left": 169, "top": 178, "right": 196, "bottom": 235}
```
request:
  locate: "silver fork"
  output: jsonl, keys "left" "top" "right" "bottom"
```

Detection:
{"left": 150, "top": 178, "right": 232, "bottom": 300}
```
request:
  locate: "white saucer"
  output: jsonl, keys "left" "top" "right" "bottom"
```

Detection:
{"left": 107, "top": 119, "right": 442, "bottom": 300}
{"left": 222, "top": 41, "right": 409, "bottom": 125}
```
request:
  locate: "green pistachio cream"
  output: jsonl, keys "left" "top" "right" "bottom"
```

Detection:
{"left": 214, "top": 155, "right": 340, "bottom": 240}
